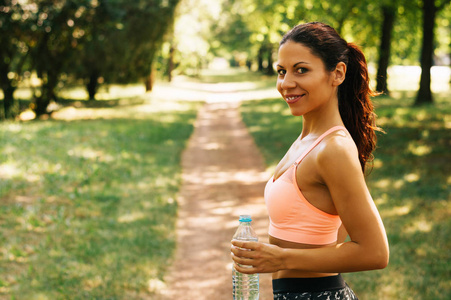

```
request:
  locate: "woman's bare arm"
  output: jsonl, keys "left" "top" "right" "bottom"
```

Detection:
{"left": 231, "top": 135, "right": 389, "bottom": 274}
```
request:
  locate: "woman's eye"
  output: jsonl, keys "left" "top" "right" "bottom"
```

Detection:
{"left": 277, "top": 69, "right": 286, "bottom": 76}
{"left": 297, "top": 68, "right": 308, "bottom": 74}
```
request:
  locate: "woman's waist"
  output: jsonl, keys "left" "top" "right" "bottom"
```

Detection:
{"left": 272, "top": 269, "right": 338, "bottom": 280}
{"left": 269, "top": 234, "right": 338, "bottom": 279}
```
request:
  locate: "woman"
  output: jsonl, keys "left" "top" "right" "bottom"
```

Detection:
{"left": 231, "top": 22, "right": 389, "bottom": 299}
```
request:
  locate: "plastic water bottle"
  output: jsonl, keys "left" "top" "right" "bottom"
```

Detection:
{"left": 232, "top": 215, "right": 259, "bottom": 300}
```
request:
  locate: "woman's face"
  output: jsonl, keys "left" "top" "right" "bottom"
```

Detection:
{"left": 276, "top": 40, "right": 340, "bottom": 117}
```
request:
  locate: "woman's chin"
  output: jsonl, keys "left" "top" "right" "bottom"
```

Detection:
{"left": 289, "top": 108, "right": 304, "bottom": 117}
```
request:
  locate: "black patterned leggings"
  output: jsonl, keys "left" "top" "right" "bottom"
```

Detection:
{"left": 273, "top": 275, "right": 358, "bottom": 300}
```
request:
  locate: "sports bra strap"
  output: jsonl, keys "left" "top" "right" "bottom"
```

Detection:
{"left": 295, "top": 126, "right": 347, "bottom": 165}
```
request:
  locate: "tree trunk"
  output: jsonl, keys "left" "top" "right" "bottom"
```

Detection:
{"left": 145, "top": 75, "right": 153, "bottom": 92}
{"left": 258, "top": 45, "right": 264, "bottom": 72}
{"left": 145, "top": 62, "right": 156, "bottom": 92}
{"left": 415, "top": 0, "right": 436, "bottom": 106}
{"left": 168, "top": 44, "right": 174, "bottom": 82}
{"left": 34, "top": 71, "right": 57, "bottom": 118}
{"left": 2, "top": 86, "right": 15, "bottom": 119}
{"left": 266, "top": 44, "right": 275, "bottom": 75}
{"left": 87, "top": 71, "right": 99, "bottom": 101}
{"left": 0, "top": 62, "right": 16, "bottom": 119}
{"left": 376, "top": 5, "right": 396, "bottom": 95}
{"left": 34, "top": 94, "right": 51, "bottom": 118}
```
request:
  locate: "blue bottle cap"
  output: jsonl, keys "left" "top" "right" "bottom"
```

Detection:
{"left": 239, "top": 215, "right": 252, "bottom": 222}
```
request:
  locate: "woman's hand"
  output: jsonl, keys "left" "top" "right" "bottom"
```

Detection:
{"left": 230, "top": 239, "right": 286, "bottom": 274}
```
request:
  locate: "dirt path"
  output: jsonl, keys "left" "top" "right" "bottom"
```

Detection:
{"left": 156, "top": 98, "right": 273, "bottom": 299}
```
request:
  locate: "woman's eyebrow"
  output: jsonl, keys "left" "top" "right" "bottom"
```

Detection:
{"left": 277, "top": 61, "right": 310, "bottom": 69}
{"left": 293, "top": 61, "right": 309, "bottom": 67}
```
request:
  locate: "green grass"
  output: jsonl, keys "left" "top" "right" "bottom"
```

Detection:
{"left": 240, "top": 93, "right": 451, "bottom": 299}
{"left": 0, "top": 98, "right": 201, "bottom": 298}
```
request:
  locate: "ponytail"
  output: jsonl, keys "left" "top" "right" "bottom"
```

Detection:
{"left": 338, "top": 43, "right": 382, "bottom": 173}
{"left": 280, "top": 22, "right": 382, "bottom": 173}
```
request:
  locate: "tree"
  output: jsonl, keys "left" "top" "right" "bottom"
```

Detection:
{"left": 20, "top": 0, "right": 179, "bottom": 116}
{"left": 313, "top": 0, "right": 362, "bottom": 35}
{"left": 29, "top": 0, "right": 87, "bottom": 117}
{"left": 0, "top": 1, "right": 33, "bottom": 119}
{"left": 173, "top": 0, "right": 228, "bottom": 75}
{"left": 119, "top": 0, "right": 180, "bottom": 91}
{"left": 73, "top": 0, "right": 126, "bottom": 100}
{"left": 415, "top": 0, "right": 451, "bottom": 105}
{"left": 213, "top": 0, "right": 299, "bottom": 72}
{"left": 376, "top": 4, "right": 397, "bottom": 95}
{"left": 73, "top": 0, "right": 180, "bottom": 96}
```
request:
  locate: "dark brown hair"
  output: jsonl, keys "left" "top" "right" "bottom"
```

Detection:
{"left": 280, "top": 22, "right": 381, "bottom": 172}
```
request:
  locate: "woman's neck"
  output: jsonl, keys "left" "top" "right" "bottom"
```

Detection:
{"left": 300, "top": 100, "right": 344, "bottom": 139}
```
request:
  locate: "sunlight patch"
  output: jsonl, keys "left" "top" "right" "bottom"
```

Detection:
{"left": 83, "top": 275, "right": 103, "bottom": 290}
{"left": 408, "top": 142, "right": 432, "bottom": 156}
{"left": 118, "top": 212, "right": 146, "bottom": 223}
{"left": 404, "top": 173, "right": 420, "bottom": 182}
{"left": 375, "top": 179, "right": 391, "bottom": 189}
{"left": 385, "top": 205, "right": 411, "bottom": 217}
{"left": 67, "top": 147, "right": 114, "bottom": 162}
{"left": 0, "top": 163, "right": 20, "bottom": 179}
{"left": 373, "top": 158, "right": 383, "bottom": 169}
{"left": 202, "top": 142, "right": 222, "bottom": 150}
{"left": 148, "top": 278, "right": 166, "bottom": 292}
{"left": 405, "top": 219, "right": 433, "bottom": 234}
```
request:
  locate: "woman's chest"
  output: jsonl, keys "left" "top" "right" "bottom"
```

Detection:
{"left": 274, "top": 140, "right": 316, "bottom": 180}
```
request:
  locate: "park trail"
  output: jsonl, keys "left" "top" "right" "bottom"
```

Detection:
{"left": 154, "top": 77, "right": 278, "bottom": 299}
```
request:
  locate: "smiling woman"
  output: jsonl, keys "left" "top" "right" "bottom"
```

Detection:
{"left": 231, "top": 22, "right": 389, "bottom": 300}
{"left": 275, "top": 41, "right": 345, "bottom": 117}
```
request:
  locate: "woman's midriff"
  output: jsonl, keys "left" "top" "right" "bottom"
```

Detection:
{"left": 269, "top": 235, "right": 338, "bottom": 279}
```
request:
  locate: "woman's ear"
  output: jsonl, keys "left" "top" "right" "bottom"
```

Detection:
{"left": 332, "top": 62, "right": 346, "bottom": 86}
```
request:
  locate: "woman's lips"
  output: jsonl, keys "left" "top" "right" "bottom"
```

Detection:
{"left": 285, "top": 94, "right": 304, "bottom": 104}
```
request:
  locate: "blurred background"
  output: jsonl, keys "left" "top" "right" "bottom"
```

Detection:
{"left": 1, "top": 0, "right": 450, "bottom": 119}
{"left": 0, "top": 0, "right": 450, "bottom": 299}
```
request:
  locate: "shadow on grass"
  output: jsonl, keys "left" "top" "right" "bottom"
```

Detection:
{"left": 0, "top": 96, "right": 149, "bottom": 121}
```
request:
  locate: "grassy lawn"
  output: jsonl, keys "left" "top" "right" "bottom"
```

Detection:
{"left": 240, "top": 93, "right": 450, "bottom": 299}
{"left": 0, "top": 97, "right": 201, "bottom": 299}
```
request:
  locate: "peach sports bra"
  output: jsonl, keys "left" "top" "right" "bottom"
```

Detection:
{"left": 264, "top": 126, "right": 346, "bottom": 245}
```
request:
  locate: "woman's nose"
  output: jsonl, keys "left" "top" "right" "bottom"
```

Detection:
{"left": 281, "top": 75, "right": 296, "bottom": 90}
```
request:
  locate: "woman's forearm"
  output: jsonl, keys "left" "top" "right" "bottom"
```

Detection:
{"left": 281, "top": 241, "right": 389, "bottom": 273}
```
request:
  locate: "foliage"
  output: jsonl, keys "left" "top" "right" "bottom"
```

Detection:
{"left": 2, "top": 0, "right": 450, "bottom": 119}
{"left": 240, "top": 93, "right": 450, "bottom": 299}
{"left": 162, "top": 0, "right": 223, "bottom": 77}
{"left": 202, "top": 0, "right": 451, "bottom": 71}
{"left": 0, "top": 0, "right": 180, "bottom": 118}
{"left": 0, "top": 96, "right": 201, "bottom": 297}
{"left": 29, "top": 0, "right": 89, "bottom": 116}
{"left": 0, "top": 0, "right": 34, "bottom": 119}
{"left": 113, "top": 0, "right": 180, "bottom": 83}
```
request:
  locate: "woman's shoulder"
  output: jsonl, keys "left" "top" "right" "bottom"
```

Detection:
{"left": 315, "top": 130, "right": 360, "bottom": 170}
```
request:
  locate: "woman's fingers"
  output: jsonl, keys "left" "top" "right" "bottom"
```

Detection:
{"left": 231, "top": 240, "right": 285, "bottom": 274}
{"left": 233, "top": 262, "right": 258, "bottom": 274}
{"left": 230, "top": 243, "right": 258, "bottom": 271}
{"left": 231, "top": 250, "right": 258, "bottom": 274}
{"left": 231, "top": 253, "right": 254, "bottom": 266}
{"left": 231, "top": 244, "right": 256, "bottom": 259}
{"left": 231, "top": 239, "right": 258, "bottom": 251}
